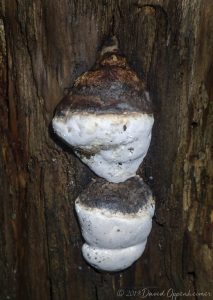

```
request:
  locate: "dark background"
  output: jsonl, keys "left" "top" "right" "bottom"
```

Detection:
{"left": 0, "top": 1, "right": 212, "bottom": 299}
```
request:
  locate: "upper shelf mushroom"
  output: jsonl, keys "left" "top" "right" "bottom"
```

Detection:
{"left": 52, "top": 36, "right": 154, "bottom": 183}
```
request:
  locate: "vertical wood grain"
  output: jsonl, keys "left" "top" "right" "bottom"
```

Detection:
{"left": 0, "top": 1, "right": 212, "bottom": 299}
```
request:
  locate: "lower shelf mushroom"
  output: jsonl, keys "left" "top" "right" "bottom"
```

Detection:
{"left": 82, "top": 242, "right": 147, "bottom": 272}
{"left": 75, "top": 176, "right": 155, "bottom": 271}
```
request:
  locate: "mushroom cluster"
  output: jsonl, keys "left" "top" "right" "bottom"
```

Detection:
{"left": 52, "top": 37, "right": 155, "bottom": 272}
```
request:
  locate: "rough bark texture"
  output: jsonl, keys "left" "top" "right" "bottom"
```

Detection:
{"left": 0, "top": 1, "right": 212, "bottom": 300}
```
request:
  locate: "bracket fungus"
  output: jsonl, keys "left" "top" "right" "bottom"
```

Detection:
{"left": 52, "top": 36, "right": 155, "bottom": 272}
{"left": 75, "top": 177, "right": 154, "bottom": 272}
{"left": 52, "top": 36, "right": 154, "bottom": 183}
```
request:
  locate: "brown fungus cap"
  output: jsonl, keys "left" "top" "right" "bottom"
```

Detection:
{"left": 55, "top": 36, "right": 153, "bottom": 117}
{"left": 77, "top": 176, "right": 154, "bottom": 215}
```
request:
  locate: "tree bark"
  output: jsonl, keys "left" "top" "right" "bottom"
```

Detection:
{"left": 0, "top": 1, "right": 212, "bottom": 300}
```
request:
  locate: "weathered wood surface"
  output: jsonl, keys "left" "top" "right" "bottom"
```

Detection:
{"left": 0, "top": 1, "right": 212, "bottom": 299}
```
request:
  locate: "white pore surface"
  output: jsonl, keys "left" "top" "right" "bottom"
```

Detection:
{"left": 75, "top": 198, "right": 155, "bottom": 249}
{"left": 52, "top": 112, "right": 154, "bottom": 183}
{"left": 82, "top": 241, "right": 147, "bottom": 272}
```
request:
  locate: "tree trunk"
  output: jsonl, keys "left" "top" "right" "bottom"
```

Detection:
{"left": 0, "top": 1, "right": 212, "bottom": 299}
